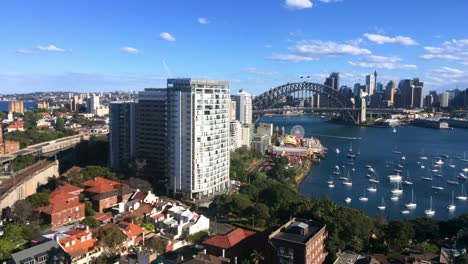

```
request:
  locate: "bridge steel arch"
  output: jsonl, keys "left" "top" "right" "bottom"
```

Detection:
{"left": 253, "top": 82, "right": 358, "bottom": 124}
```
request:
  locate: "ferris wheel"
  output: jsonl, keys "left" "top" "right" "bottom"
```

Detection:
{"left": 290, "top": 125, "right": 305, "bottom": 138}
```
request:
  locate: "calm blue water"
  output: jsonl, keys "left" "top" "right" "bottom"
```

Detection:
{"left": 0, "top": 101, "right": 37, "bottom": 112}
{"left": 258, "top": 115, "right": 468, "bottom": 221}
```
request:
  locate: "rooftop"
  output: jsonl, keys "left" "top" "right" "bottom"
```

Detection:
{"left": 82, "top": 177, "right": 124, "bottom": 193}
{"left": 269, "top": 218, "right": 325, "bottom": 245}
{"left": 202, "top": 228, "right": 256, "bottom": 249}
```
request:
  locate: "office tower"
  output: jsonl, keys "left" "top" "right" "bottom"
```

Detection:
{"left": 233, "top": 89, "right": 253, "bottom": 125}
{"left": 167, "top": 78, "right": 230, "bottom": 200}
{"left": 394, "top": 90, "right": 403, "bottom": 108}
{"left": 8, "top": 100, "right": 24, "bottom": 114}
{"left": 412, "top": 78, "right": 424, "bottom": 108}
{"left": 229, "top": 121, "right": 242, "bottom": 150}
{"left": 230, "top": 99, "right": 237, "bottom": 122}
{"left": 109, "top": 102, "right": 136, "bottom": 171}
{"left": 452, "top": 88, "right": 468, "bottom": 108}
{"left": 439, "top": 92, "right": 449, "bottom": 107}
{"left": 136, "top": 89, "right": 168, "bottom": 182}
{"left": 398, "top": 79, "right": 414, "bottom": 108}
{"left": 429, "top": 90, "right": 439, "bottom": 107}
{"left": 376, "top": 82, "right": 383, "bottom": 93}
{"left": 366, "top": 74, "right": 376, "bottom": 96}
{"left": 385, "top": 81, "right": 396, "bottom": 106}
{"left": 353, "top": 83, "right": 361, "bottom": 97}
{"left": 324, "top": 72, "right": 339, "bottom": 90}
{"left": 88, "top": 95, "right": 100, "bottom": 113}
{"left": 424, "top": 94, "right": 433, "bottom": 108}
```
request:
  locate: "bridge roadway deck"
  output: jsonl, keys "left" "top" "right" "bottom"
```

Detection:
{"left": 253, "top": 107, "right": 409, "bottom": 114}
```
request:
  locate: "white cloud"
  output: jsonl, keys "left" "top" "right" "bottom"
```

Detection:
{"left": 285, "top": 0, "right": 313, "bottom": 10}
{"left": 319, "top": 0, "right": 342, "bottom": 2}
{"left": 426, "top": 66, "right": 468, "bottom": 87}
{"left": 119, "top": 46, "right": 141, "bottom": 54}
{"left": 37, "top": 45, "right": 66, "bottom": 52}
{"left": 363, "top": 33, "right": 418, "bottom": 45}
{"left": 15, "top": 49, "right": 35, "bottom": 55}
{"left": 264, "top": 44, "right": 272, "bottom": 48}
{"left": 160, "top": 32, "right": 176, "bottom": 42}
{"left": 424, "top": 46, "right": 443, "bottom": 53}
{"left": 420, "top": 54, "right": 459, "bottom": 61}
{"left": 289, "top": 40, "right": 371, "bottom": 56}
{"left": 349, "top": 55, "right": 417, "bottom": 70}
{"left": 198, "top": 17, "right": 209, "bottom": 24}
{"left": 270, "top": 54, "right": 315, "bottom": 62}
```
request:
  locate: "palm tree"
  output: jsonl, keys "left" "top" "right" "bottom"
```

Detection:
{"left": 250, "top": 250, "right": 264, "bottom": 264}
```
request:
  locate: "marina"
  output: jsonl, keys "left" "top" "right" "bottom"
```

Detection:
{"left": 259, "top": 115, "right": 468, "bottom": 220}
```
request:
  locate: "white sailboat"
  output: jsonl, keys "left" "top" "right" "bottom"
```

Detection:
{"left": 342, "top": 171, "right": 352, "bottom": 186}
{"left": 378, "top": 197, "right": 386, "bottom": 210}
{"left": 336, "top": 148, "right": 340, "bottom": 154}
{"left": 458, "top": 173, "right": 467, "bottom": 180}
{"left": 390, "top": 196, "right": 399, "bottom": 201}
{"left": 345, "top": 197, "right": 352, "bottom": 203}
{"left": 392, "top": 146, "right": 401, "bottom": 154}
{"left": 447, "top": 191, "right": 456, "bottom": 211}
{"left": 346, "top": 142, "right": 355, "bottom": 159}
{"left": 359, "top": 189, "right": 368, "bottom": 202}
{"left": 456, "top": 184, "right": 467, "bottom": 200}
{"left": 419, "top": 149, "right": 428, "bottom": 160}
{"left": 367, "top": 184, "right": 377, "bottom": 193}
{"left": 447, "top": 169, "right": 459, "bottom": 185}
{"left": 435, "top": 158, "right": 444, "bottom": 166}
{"left": 393, "top": 127, "right": 397, "bottom": 133}
{"left": 391, "top": 181, "right": 403, "bottom": 195}
{"left": 328, "top": 175, "right": 335, "bottom": 188}
{"left": 421, "top": 170, "right": 432, "bottom": 181}
{"left": 388, "top": 171, "right": 402, "bottom": 182}
{"left": 424, "top": 196, "right": 435, "bottom": 216}
{"left": 402, "top": 172, "right": 413, "bottom": 185}
{"left": 405, "top": 189, "right": 417, "bottom": 209}
{"left": 401, "top": 210, "right": 410, "bottom": 214}
{"left": 432, "top": 176, "right": 444, "bottom": 191}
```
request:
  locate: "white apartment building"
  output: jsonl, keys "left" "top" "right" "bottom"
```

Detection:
{"left": 233, "top": 89, "right": 252, "bottom": 125}
{"left": 229, "top": 121, "right": 242, "bottom": 150}
{"left": 168, "top": 79, "right": 230, "bottom": 201}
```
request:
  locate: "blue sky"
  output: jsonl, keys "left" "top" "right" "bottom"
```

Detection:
{"left": 1, "top": 0, "right": 468, "bottom": 95}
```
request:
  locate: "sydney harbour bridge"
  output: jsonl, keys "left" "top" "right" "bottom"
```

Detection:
{"left": 253, "top": 82, "right": 408, "bottom": 124}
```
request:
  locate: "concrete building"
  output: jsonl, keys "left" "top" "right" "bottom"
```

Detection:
{"left": 230, "top": 99, "right": 237, "bottom": 122}
{"left": 251, "top": 134, "right": 270, "bottom": 155}
{"left": 109, "top": 101, "right": 136, "bottom": 171}
{"left": 233, "top": 89, "right": 252, "bottom": 125}
{"left": 256, "top": 123, "right": 274, "bottom": 137}
{"left": 267, "top": 218, "right": 328, "bottom": 264}
{"left": 87, "top": 95, "right": 100, "bottom": 113}
{"left": 167, "top": 79, "right": 230, "bottom": 201}
{"left": 8, "top": 100, "right": 24, "bottom": 114}
{"left": 324, "top": 72, "right": 339, "bottom": 90}
{"left": 241, "top": 124, "right": 253, "bottom": 148}
{"left": 384, "top": 81, "right": 396, "bottom": 106}
{"left": 136, "top": 89, "right": 168, "bottom": 182}
{"left": 229, "top": 121, "right": 242, "bottom": 150}
{"left": 439, "top": 92, "right": 449, "bottom": 107}
{"left": 412, "top": 78, "right": 424, "bottom": 109}
{"left": 365, "top": 74, "right": 376, "bottom": 96}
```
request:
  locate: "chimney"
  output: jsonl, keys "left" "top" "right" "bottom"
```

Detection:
{"left": 235, "top": 257, "right": 238, "bottom": 264}
{"left": 86, "top": 225, "right": 89, "bottom": 232}
{"left": 203, "top": 249, "right": 207, "bottom": 254}
{"left": 222, "top": 249, "right": 225, "bottom": 258}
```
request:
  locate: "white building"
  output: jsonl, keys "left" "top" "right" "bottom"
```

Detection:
{"left": 229, "top": 121, "right": 242, "bottom": 150}
{"left": 230, "top": 99, "right": 237, "bottom": 122}
{"left": 241, "top": 124, "right": 253, "bottom": 148}
{"left": 366, "top": 74, "right": 376, "bottom": 96}
{"left": 439, "top": 92, "right": 449, "bottom": 107}
{"left": 88, "top": 95, "right": 100, "bottom": 113}
{"left": 233, "top": 89, "right": 252, "bottom": 125}
{"left": 168, "top": 79, "right": 230, "bottom": 201}
{"left": 257, "top": 123, "right": 273, "bottom": 137}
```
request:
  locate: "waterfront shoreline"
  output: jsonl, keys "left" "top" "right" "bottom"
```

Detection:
{"left": 294, "top": 159, "right": 313, "bottom": 191}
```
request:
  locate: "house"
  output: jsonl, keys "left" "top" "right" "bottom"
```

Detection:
{"left": 267, "top": 218, "right": 328, "bottom": 264}
{"left": 116, "top": 221, "right": 145, "bottom": 247}
{"left": 7, "top": 120, "right": 24, "bottom": 132}
{"left": 183, "top": 214, "right": 210, "bottom": 237}
{"left": 93, "top": 213, "right": 113, "bottom": 224}
{"left": 202, "top": 228, "right": 257, "bottom": 263}
{"left": 36, "top": 184, "right": 85, "bottom": 227}
{"left": 57, "top": 226, "right": 102, "bottom": 264}
{"left": 82, "top": 177, "right": 133, "bottom": 213}
{"left": 9, "top": 240, "right": 70, "bottom": 264}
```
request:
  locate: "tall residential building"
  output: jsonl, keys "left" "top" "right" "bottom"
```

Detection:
{"left": 233, "top": 90, "right": 252, "bottom": 125}
{"left": 229, "top": 121, "right": 242, "bottom": 150}
{"left": 353, "top": 83, "right": 361, "bottom": 97}
{"left": 87, "top": 95, "right": 100, "bottom": 113}
{"left": 167, "top": 79, "right": 230, "bottom": 200}
{"left": 109, "top": 102, "right": 136, "bottom": 171}
{"left": 439, "top": 92, "right": 449, "bottom": 107}
{"left": 230, "top": 99, "right": 237, "bottom": 122}
{"left": 8, "top": 100, "right": 24, "bottom": 114}
{"left": 324, "top": 72, "right": 339, "bottom": 90}
{"left": 365, "top": 74, "right": 376, "bottom": 96}
{"left": 412, "top": 78, "right": 424, "bottom": 108}
{"left": 398, "top": 79, "right": 414, "bottom": 108}
{"left": 384, "top": 81, "right": 396, "bottom": 106}
{"left": 136, "top": 89, "right": 168, "bottom": 182}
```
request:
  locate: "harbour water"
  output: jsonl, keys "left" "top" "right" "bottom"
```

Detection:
{"left": 258, "top": 115, "right": 468, "bottom": 220}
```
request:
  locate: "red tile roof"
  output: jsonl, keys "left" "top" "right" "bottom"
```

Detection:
{"left": 50, "top": 183, "right": 83, "bottom": 200}
{"left": 203, "top": 228, "right": 256, "bottom": 249}
{"left": 151, "top": 213, "right": 165, "bottom": 220}
{"left": 37, "top": 183, "right": 83, "bottom": 215}
{"left": 59, "top": 229, "right": 97, "bottom": 258}
{"left": 117, "top": 221, "right": 144, "bottom": 239}
{"left": 94, "top": 213, "right": 113, "bottom": 222}
{"left": 83, "top": 177, "right": 123, "bottom": 193}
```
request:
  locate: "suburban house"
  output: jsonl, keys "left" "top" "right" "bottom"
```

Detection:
{"left": 36, "top": 183, "right": 85, "bottom": 228}
{"left": 202, "top": 228, "right": 258, "bottom": 263}
{"left": 57, "top": 226, "right": 102, "bottom": 264}
{"left": 9, "top": 240, "right": 70, "bottom": 264}
{"left": 116, "top": 221, "right": 145, "bottom": 248}
{"left": 82, "top": 177, "right": 133, "bottom": 213}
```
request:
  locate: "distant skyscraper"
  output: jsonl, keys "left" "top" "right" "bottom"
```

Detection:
{"left": 109, "top": 101, "right": 136, "bottom": 171}
{"left": 167, "top": 78, "right": 230, "bottom": 200}
{"left": 234, "top": 89, "right": 252, "bottom": 125}
{"left": 398, "top": 79, "right": 414, "bottom": 108}
{"left": 353, "top": 83, "right": 361, "bottom": 97}
{"left": 385, "top": 81, "right": 396, "bottom": 106}
{"left": 366, "top": 74, "right": 376, "bottom": 96}
{"left": 439, "top": 92, "right": 449, "bottom": 107}
{"left": 324, "top": 72, "right": 339, "bottom": 90}
{"left": 88, "top": 95, "right": 100, "bottom": 113}
{"left": 230, "top": 99, "right": 237, "bottom": 122}
{"left": 412, "top": 78, "right": 424, "bottom": 108}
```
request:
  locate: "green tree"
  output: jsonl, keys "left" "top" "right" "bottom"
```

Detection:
{"left": 12, "top": 199, "right": 34, "bottom": 224}
{"left": 249, "top": 250, "right": 264, "bottom": 264}
{"left": 0, "top": 239, "right": 15, "bottom": 261}
{"left": 186, "top": 231, "right": 209, "bottom": 245}
{"left": 386, "top": 221, "right": 414, "bottom": 252}
{"left": 85, "top": 201, "right": 97, "bottom": 216}
{"left": 145, "top": 236, "right": 168, "bottom": 254}
{"left": 26, "top": 192, "right": 50, "bottom": 208}
{"left": 91, "top": 253, "right": 120, "bottom": 264}
{"left": 55, "top": 117, "right": 65, "bottom": 132}
{"left": 83, "top": 216, "right": 100, "bottom": 228}
{"left": 11, "top": 154, "right": 36, "bottom": 171}
{"left": 94, "top": 225, "right": 126, "bottom": 249}
{"left": 4, "top": 224, "right": 25, "bottom": 244}
{"left": 142, "top": 222, "right": 156, "bottom": 232}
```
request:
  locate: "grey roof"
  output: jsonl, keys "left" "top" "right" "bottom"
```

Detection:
{"left": 10, "top": 240, "right": 63, "bottom": 264}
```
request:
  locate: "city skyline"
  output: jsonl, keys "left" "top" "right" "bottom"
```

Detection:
{"left": 1, "top": 0, "right": 468, "bottom": 94}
